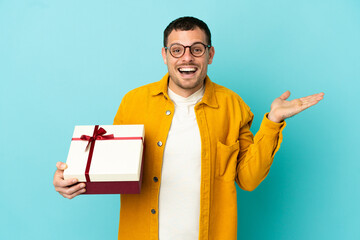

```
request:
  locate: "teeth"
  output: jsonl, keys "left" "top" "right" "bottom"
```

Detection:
{"left": 179, "top": 67, "right": 196, "bottom": 72}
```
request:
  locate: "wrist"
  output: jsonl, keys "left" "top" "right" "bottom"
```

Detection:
{"left": 267, "top": 112, "right": 283, "bottom": 123}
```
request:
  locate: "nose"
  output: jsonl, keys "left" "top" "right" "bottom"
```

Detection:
{"left": 181, "top": 47, "right": 194, "bottom": 62}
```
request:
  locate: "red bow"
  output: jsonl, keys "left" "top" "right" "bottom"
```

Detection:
{"left": 80, "top": 126, "right": 114, "bottom": 151}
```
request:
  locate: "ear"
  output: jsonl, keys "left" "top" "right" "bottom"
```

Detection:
{"left": 161, "top": 47, "right": 167, "bottom": 65}
{"left": 208, "top": 46, "right": 215, "bottom": 65}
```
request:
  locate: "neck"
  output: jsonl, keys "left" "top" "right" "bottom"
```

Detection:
{"left": 168, "top": 79, "right": 204, "bottom": 98}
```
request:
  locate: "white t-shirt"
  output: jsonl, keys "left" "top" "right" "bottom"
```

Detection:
{"left": 158, "top": 85, "right": 204, "bottom": 240}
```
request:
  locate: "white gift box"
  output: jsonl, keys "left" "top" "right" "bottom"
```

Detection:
{"left": 63, "top": 125, "right": 145, "bottom": 194}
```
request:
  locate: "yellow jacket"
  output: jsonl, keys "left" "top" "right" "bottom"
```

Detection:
{"left": 113, "top": 73, "right": 286, "bottom": 240}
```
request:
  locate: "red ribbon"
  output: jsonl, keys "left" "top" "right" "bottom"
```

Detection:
{"left": 71, "top": 125, "right": 143, "bottom": 182}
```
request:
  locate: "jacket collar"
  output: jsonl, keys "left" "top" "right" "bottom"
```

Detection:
{"left": 151, "top": 73, "right": 219, "bottom": 108}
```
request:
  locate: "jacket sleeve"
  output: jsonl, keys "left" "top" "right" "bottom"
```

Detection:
{"left": 113, "top": 94, "right": 128, "bottom": 125}
{"left": 235, "top": 112, "right": 286, "bottom": 191}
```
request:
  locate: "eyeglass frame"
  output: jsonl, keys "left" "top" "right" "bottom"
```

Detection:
{"left": 164, "top": 42, "right": 212, "bottom": 58}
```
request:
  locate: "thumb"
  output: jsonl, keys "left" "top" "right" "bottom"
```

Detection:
{"left": 56, "top": 161, "right": 68, "bottom": 171}
{"left": 279, "top": 90, "right": 291, "bottom": 100}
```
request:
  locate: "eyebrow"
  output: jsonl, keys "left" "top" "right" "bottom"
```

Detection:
{"left": 169, "top": 41, "right": 205, "bottom": 47}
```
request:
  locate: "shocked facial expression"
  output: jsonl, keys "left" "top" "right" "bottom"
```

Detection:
{"left": 162, "top": 27, "right": 215, "bottom": 97}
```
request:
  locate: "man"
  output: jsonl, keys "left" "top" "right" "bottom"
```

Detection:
{"left": 53, "top": 17, "right": 324, "bottom": 239}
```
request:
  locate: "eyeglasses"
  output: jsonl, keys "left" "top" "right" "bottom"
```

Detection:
{"left": 165, "top": 42, "right": 211, "bottom": 58}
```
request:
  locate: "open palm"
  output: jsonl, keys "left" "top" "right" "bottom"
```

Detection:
{"left": 268, "top": 91, "right": 324, "bottom": 123}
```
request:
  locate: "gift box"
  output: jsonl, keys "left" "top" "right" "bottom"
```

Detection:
{"left": 64, "top": 124, "right": 145, "bottom": 194}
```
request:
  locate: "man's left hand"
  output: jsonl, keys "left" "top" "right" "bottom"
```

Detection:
{"left": 267, "top": 91, "right": 324, "bottom": 123}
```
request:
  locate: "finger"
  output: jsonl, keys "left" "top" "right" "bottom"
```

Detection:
{"left": 299, "top": 92, "right": 324, "bottom": 102}
{"left": 61, "top": 187, "right": 86, "bottom": 199}
{"left": 56, "top": 182, "right": 86, "bottom": 195}
{"left": 299, "top": 99, "right": 322, "bottom": 111}
{"left": 53, "top": 169, "right": 64, "bottom": 187}
{"left": 53, "top": 167, "right": 77, "bottom": 186}
{"left": 316, "top": 92, "right": 325, "bottom": 100}
{"left": 53, "top": 168, "right": 68, "bottom": 186}
{"left": 54, "top": 167, "right": 64, "bottom": 178}
{"left": 279, "top": 90, "right": 291, "bottom": 100}
{"left": 310, "top": 92, "right": 324, "bottom": 99}
{"left": 300, "top": 94, "right": 324, "bottom": 105}
{"left": 56, "top": 162, "right": 68, "bottom": 170}
{"left": 55, "top": 177, "right": 80, "bottom": 188}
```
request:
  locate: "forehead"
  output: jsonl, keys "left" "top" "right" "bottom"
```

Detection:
{"left": 167, "top": 27, "right": 207, "bottom": 46}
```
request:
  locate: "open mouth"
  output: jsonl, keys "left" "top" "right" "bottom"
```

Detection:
{"left": 178, "top": 67, "right": 198, "bottom": 75}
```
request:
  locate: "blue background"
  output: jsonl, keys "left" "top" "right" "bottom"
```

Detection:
{"left": 1, "top": 0, "right": 359, "bottom": 239}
